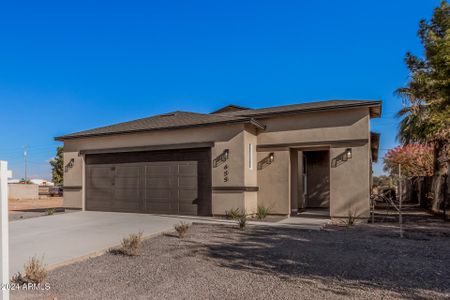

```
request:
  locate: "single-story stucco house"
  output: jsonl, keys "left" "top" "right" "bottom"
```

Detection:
{"left": 56, "top": 99, "right": 381, "bottom": 219}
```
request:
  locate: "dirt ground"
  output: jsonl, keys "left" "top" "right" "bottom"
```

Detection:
{"left": 9, "top": 197, "right": 63, "bottom": 211}
{"left": 12, "top": 215, "right": 450, "bottom": 300}
{"left": 9, "top": 197, "right": 64, "bottom": 221}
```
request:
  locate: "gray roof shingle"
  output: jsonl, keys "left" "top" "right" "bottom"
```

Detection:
{"left": 56, "top": 100, "right": 381, "bottom": 140}
{"left": 56, "top": 111, "right": 252, "bottom": 140}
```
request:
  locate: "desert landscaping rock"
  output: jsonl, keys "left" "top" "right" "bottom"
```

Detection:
{"left": 12, "top": 221, "right": 450, "bottom": 300}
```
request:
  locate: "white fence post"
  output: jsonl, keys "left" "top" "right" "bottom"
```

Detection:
{"left": 0, "top": 161, "right": 9, "bottom": 300}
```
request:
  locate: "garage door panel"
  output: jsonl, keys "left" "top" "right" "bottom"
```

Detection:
{"left": 87, "top": 174, "right": 113, "bottom": 189}
{"left": 147, "top": 202, "right": 173, "bottom": 212}
{"left": 86, "top": 154, "right": 206, "bottom": 215}
{"left": 146, "top": 164, "right": 173, "bottom": 175}
{"left": 179, "top": 164, "right": 197, "bottom": 175}
{"left": 146, "top": 188, "right": 171, "bottom": 199}
{"left": 179, "top": 176, "right": 197, "bottom": 189}
{"left": 114, "top": 188, "right": 140, "bottom": 200}
{"left": 86, "top": 189, "right": 113, "bottom": 198}
{"left": 179, "top": 204, "right": 197, "bottom": 214}
{"left": 115, "top": 166, "right": 140, "bottom": 177}
{"left": 146, "top": 177, "right": 173, "bottom": 189}
{"left": 115, "top": 177, "right": 141, "bottom": 189}
{"left": 113, "top": 200, "right": 141, "bottom": 211}
{"left": 89, "top": 166, "right": 113, "bottom": 177}
{"left": 86, "top": 197, "right": 113, "bottom": 209}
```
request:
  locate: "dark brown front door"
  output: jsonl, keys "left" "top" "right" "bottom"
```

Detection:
{"left": 304, "top": 151, "right": 330, "bottom": 208}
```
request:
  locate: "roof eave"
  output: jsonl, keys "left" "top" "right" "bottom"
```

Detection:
{"left": 55, "top": 118, "right": 260, "bottom": 141}
{"left": 240, "top": 101, "right": 383, "bottom": 119}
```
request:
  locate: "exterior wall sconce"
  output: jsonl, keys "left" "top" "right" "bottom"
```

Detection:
{"left": 257, "top": 152, "right": 275, "bottom": 170}
{"left": 64, "top": 158, "right": 75, "bottom": 173}
{"left": 213, "top": 149, "right": 229, "bottom": 167}
{"left": 345, "top": 148, "right": 352, "bottom": 160}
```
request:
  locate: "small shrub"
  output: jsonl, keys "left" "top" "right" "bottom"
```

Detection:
{"left": 12, "top": 256, "right": 47, "bottom": 284}
{"left": 238, "top": 214, "right": 247, "bottom": 229}
{"left": 47, "top": 208, "right": 55, "bottom": 215}
{"left": 347, "top": 215, "right": 355, "bottom": 226}
{"left": 256, "top": 206, "right": 269, "bottom": 220}
{"left": 225, "top": 208, "right": 241, "bottom": 220}
{"left": 229, "top": 209, "right": 247, "bottom": 229}
{"left": 174, "top": 222, "right": 190, "bottom": 238}
{"left": 346, "top": 210, "right": 358, "bottom": 226}
{"left": 115, "top": 232, "right": 143, "bottom": 256}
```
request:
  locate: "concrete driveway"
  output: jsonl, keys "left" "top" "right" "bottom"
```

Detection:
{"left": 9, "top": 210, "right": 329, "bottom": 277}
{"left": 10, "top": 211, "right": 185, "bottom": 276}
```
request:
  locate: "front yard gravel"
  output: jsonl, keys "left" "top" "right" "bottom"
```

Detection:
{"left": 12, "top": 220, "right": 450, "bottom": 299}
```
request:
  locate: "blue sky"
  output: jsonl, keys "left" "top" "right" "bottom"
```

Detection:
{"left": 0, "top": 0, "right": 441, "bottom": 180}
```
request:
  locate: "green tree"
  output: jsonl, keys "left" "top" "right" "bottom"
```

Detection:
{"left": 50, "top": 146, "right": 64, "bottom": 185}
{"left": 396, "top": 1, "right": 450, "bottom": 175}
{"left": 373, "top": 175, "right": 394, "bottom": 188}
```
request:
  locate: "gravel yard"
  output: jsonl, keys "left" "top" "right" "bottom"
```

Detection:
{"left": 12, "top": 219, "right": 450, "bottom": 300}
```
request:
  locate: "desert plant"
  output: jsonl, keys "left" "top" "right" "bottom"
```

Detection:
{"left": 346, "top": 210, "right": 358, "bottom": 226}
{"left": 238, "top": 213, "right": 247, "bottom": 229}
{"left": 256, "top": 206, "right": 269, "bottom": 220}
{"left": 119, "top": 232, "right": 143, "bottom": 256}
{"left": 47, "top": 208, "right": 55, "bottom": 215}
{"left": 229, "top": 209, "right": 247, "bottom": 229}
{"left": 174, "top": 222, "right": 190, "bottom": 238}
{"left": 225, "top": 208, "right": 241, "bottom": 220}
{"left": 12, "top": 256, "right": 47, "bottom": 284}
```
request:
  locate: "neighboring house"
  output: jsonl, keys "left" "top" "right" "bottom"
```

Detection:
{"left": 56, "top": 100, "right": 381, "bottom": 220}
{"left": 30, "top": 179, "right": 54, "bottom": 186}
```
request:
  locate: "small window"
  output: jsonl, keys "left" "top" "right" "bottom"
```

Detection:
{"left": 248, "top": 144, "right": 253, "bottom": 169}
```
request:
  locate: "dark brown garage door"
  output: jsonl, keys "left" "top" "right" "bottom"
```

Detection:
{"left": 85, "top": 148, "right": 211, "bottom": 216}
{"left": 146, "top": 161, "right": 197, "bottom": 214}
{"left": 86, "top": 161, "right": 198, "bottom": 215}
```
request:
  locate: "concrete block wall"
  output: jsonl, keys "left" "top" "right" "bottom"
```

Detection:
{"left": 8, "top": 184, "right": 39, "bottom": 200}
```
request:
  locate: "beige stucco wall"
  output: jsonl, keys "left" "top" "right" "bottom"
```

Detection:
{"left": 211, "top": 130, "right": 245, "bottom": 187}
{"left": 257, "top": 108, "right": 369, "bottom": 146}
{"left": 63, "top": 124, "right": 245, "bottom": 152}
{"left": 64, "top": 123, "right": 251, "bottom": 211}
{"left": 64, "top": 189, "right": 83, "bottom": 209}
{"left": 212, "top": 192, "right": 244, "bottom": 215}
{"left": 63, "top": 106, "right": 373, "bottom": 218}
{"left": 257, "top": 150, "right": 291, "bottom": 215}
{"left": 63, "top": 151, "right": 84, "bottom": 209}
{"left": 8, "top": 184, "right": 39, "bottom": 200}
{"left": 63, "top": 152, "right": 82, "bottom": 186}
{"left": 255, "top": 108, "right": 371, "bottom": 219}
{"left": 211, "top": 128, "right": 258, "bottom": 215}
{"left": 329, "top": 145, "right": 370, "bottom": 219}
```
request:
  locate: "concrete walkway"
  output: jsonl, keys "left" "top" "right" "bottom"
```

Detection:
{"left": 10, "top": 211, "right": 329, "bottom": 276}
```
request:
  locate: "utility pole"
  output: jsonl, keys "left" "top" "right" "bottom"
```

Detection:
{"left": 23, "top": 145, "right": 27, "bottom": 182}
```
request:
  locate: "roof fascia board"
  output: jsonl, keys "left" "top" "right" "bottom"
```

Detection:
{"left": 240, "top": 101, "right": 382, "bottom": 119}
{"left": 55, "top": 118, "right": 255, "bottom": 141}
